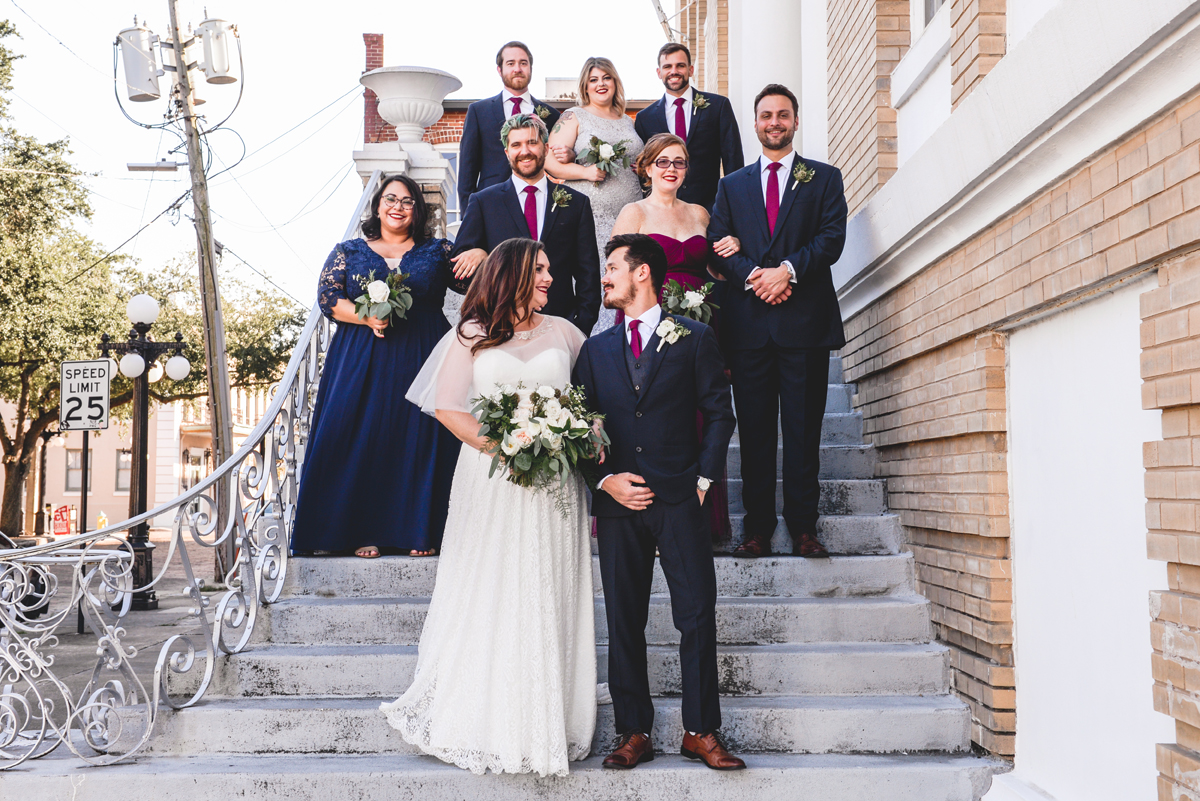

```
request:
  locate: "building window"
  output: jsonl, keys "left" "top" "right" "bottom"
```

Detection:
{"left": 65, "top": 448, "right": 92, "bottom": 493}
{"left": 181, "top": 448, "right": 205, "bottom": 491}
{"left": 115, "top": 450, "right": 132, "bottom": 492}
{"left": 925, "top": 0, "right": 945, "bottom": 24}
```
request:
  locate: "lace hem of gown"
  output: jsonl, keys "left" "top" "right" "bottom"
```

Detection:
{"left": 380, "top": 680, "right": 592, "bottom": 777}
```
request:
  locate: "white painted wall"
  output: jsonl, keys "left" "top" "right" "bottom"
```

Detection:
{"left": 896, "top": 52, "right": 950, "bottom": 166}
{"left": 800, "top": 0, "right": 829, "bottom": 162}
{"left": 725, "top": 0, "right": 804, "bottom": 165}
{"left": 996, "top": 276, "right": 1173, "bottom": 800}
{"left": 1008, "top": 0, "right": 1060, "bottom": 51}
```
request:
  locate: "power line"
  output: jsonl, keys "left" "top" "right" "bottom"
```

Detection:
{"left": 11, "top": 91, "right": 104, "bottom": 156}
{"left": 8, "top": 0, "right": 114, "bottom": 82}
{"left": 65, "top": 191, "right": 190, "bottom": 282}
{"left": 218, "top": 244, "right": 308, "bottom": 308}
{"left": 221, "top": 91, "right": 362, "bottom": 183}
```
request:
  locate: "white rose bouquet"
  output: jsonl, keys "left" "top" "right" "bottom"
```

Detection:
{"left": 577, "top": 135, "right": 632, "bottom": 183}
{"left": 471, "top": 383, "right": 609, "bottom": 512}
{"left": 353, "top": 269, "right": 414, "bottom": 327}
{"left": 661, "top": 279, "right": 719, "bottom": 324}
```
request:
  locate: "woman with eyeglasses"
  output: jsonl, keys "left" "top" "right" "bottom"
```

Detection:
{"left": 292, "top": 174, "right": 475, "bottom": 559}
{"left": 610, "top": 133, "right": 739, "bottom": 540}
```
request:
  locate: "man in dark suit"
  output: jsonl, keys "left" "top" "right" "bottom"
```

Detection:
{"left": 573, "top": 234, "right": 742, "bottom": 772}
{"left": 452, "top": 114, "right": 600, "bottom": 334}
{"left": 457, "top": 41, "right": 562, "bottom": 214}
{"left": 633, "top": 43, "right": 743, "bottom": 212}
{"left": 708, "top": 84, "right": 848, "bottom": 560}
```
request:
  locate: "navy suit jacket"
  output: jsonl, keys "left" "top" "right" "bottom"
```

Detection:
{"left": 708, "top": 155, "right": 847, "bottom": 350}
{"left": 452, "top": 180, "right": 600, "bottom": 334}
{"left": 573, "top": 316, "right": 735, "bottom": 516}
{"left": 634, "top": 90, "right": 743, "bottom": 212}
{"left": 457, "top": 93, "right": 562, "bottom": 212}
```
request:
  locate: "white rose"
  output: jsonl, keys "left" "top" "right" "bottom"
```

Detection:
{"left": 367, "top": 280, "right": 389, "bottom": 304}
{"left": 598, "top": 143, "right": 615, "bottom": 160}
{"left": 501, "top": 436, "right": 521, "bottom": 456}
{"left": 521, "top": 419, "right": 542, "bottom": 436}
{"left": 536, "top": 386, "right": 556, "bottom": 399}
{"left": 655, "top": 320, "right": 675, "bottom": 339}
{"left": 545, "top": 433, "right": 563, "bottom": 451}
{"left": 501, "top": 384, "right": 516, "bottom": 395}
{"left": 513, "top": 408, "right": 532, "bottom": 423}
{"left": 684, "top": 290, "right": 705, "bottom": 309}
{"left": 543, "top": 398, "right": 562, "bottom": 418}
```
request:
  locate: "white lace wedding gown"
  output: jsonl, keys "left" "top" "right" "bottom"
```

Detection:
{"left": 381, "top": 315, "right": 597, "bottom": 777}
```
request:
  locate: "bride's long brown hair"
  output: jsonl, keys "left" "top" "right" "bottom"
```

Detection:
{"left": 457, "top": 237, "right": 543, "bottom": 355}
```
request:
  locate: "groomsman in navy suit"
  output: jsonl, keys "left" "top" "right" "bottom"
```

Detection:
{"left": 452, "top": 114, "right": 600, "bottom": 334}
{"left": 633, "top": 43, "right": 743, "bottom": 212}
{"left": 708, "top": 84, "right": 848, "bottom": 559}
{"left": 457, "top": 41, "right": 562, "bottom": 214}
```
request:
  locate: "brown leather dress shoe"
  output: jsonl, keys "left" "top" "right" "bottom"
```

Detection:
{"left": 603, "top": 732, "right": 654, "bottom": 769}
{"left": 681, "top": 731, "right": 746, "bottom": 770}
{"left": 793, "top": 532, "right": 830, "bottom": 558}
{"left": 732, "top": 534, "right": 771, "bottom": 559}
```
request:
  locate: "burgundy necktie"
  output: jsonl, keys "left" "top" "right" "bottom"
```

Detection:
{"left": 522, "top": 185, "right": 538, "bottom": 239}
{"left": 674, "top": 97, "right": 687, "bottom": 139}
{"left": 510, "top": 97, "right": 522, "bottom": 116}
{"left": 629, "top": 319, "right": 643, "bottom": 359}
{"left": 766, "top": 162, "right": 783, "bottom": 236}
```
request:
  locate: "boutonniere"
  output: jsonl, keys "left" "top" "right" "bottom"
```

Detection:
{"left": 692, "top": 93, "right": 710, "bottom": 113}
{"left": 535, "top": 104, "right": 551, "bottom": 120}
{"left": 654, "top": 317, "right": 691, "bottom": 351}
{"left": 551, "top": 186, "right": 572, "bottom": 210}
{"left": 791, "top": 160, "right": 816, "bottom": 190}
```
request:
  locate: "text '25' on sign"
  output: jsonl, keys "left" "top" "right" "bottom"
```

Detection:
{"left": 60, "top": 359, "right": 111, "bottom": 431}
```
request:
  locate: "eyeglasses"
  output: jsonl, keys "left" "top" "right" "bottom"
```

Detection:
{"left": 381, "top": 195, "right": 416, "bottom": 210}
{"left": 653, "top": 157, "right": 689, "bottom": 170}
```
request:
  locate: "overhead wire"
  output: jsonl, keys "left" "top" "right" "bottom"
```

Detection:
{"left": 8, "top": 0, "right": 115, "bottom": 83}
{"left": 64, "top": 191, "right": 190, "bottom": 282}
{"left": 217, "top": 244, "right": 308, "bottom": 309}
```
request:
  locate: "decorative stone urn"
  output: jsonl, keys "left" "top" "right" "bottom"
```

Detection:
{"left": 359, "top": 66, "right": 462, "bottom": 143}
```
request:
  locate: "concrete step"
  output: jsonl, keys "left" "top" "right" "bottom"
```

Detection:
{"left": 726, "top": 444, "right": 877, "bottom": 480}
{"left": 829, "top": 354, "right": 845, "bottom": 384}
{"left": 726, "top": 478, "right": 886, "bottom": 516}
{"left": 4, "top": 752, "right": 999, "bottom": 801}
{"left": 284, "top": 554, "right": 917, "bottom": 600}
{"left": 259, "top": 595, "right": 932, "bottom": 646}
{"left": 142, "top": 694, "right": 970, "bottom": 757}
{"left": 719, "top": 514, "right": 903, "bottom": 556}
{"left": 730, "top": 413, "right": 863, "bottom": 446}
{"left": 201, "top": 642, "right": 951, "bottom": 698}
{"left": 826, "top": 384, "right": 853, "bottom": 413}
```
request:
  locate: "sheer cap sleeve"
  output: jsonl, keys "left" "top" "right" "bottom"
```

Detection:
{"left": 406, "top": 322, "right": 482, "bottom": 416}
{"left": 317, "top": 243, "right": 349, "bottom": 320}
{"left": 556, "top": 315, "right": 587, "bottom": 367}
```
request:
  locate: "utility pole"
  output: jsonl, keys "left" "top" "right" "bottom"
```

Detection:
{"left": 166, "top": 0, "right": 236, "bottom": 581}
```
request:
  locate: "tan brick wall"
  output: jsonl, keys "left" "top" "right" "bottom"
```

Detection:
{"left": 950, "top": 0, "right": 1006, "bottom": 108}
{"left": 844, "top": 89, "right": 1200, "bottom": 757}
{"left": 827, "top": 0, "right": 910, "bottom": 216}
{"left": 678, "top": 0, "right": 728, "bottom": 96}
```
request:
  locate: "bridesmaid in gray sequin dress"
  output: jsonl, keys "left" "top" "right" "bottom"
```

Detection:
{"left": 547, "top": 57, "right": 644, "bottom": 333}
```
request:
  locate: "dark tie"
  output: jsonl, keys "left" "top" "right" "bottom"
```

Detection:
{"left": 629, "top": 319, "right": 643, "bottom": 359}
{"left": 674, "top": 97, "right": 687, "bottom": 139}
{"left": 510, "top": 97, "right": 522, "bottom": 116}
{"left": 523, "top": 185, "right": 538, "bottom": 239}
{"left": 766, "top": 162, "right": 783, "bottom": 236}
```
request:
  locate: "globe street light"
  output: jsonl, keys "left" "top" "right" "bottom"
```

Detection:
{"left": 100, "top": 299, "right": 191, "bottom": 611}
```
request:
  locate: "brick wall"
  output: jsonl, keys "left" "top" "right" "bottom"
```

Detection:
{"left": 827, "top": 0, "right": 910, "bottom": 216}
{"left": 363, "top": 33, "right": 396, "bottom": 144}
{"left": 844, "top": 89, "right": 1200, "bottom": 757}
{"left": 424, "top": 111, "right": 465, "bottom": 146}
{"left": 950, "top": 0, "right": 1005, "bottom": 108}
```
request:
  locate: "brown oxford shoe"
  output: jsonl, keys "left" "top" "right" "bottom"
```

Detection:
{"left": 681, "top": 730, "right": 746, "bottom": 770}
{"left": 732, "top": 534, "right": 771, "bottom": 559}
{"left": 793, "top": 532, "right": 830, "bottom": 558}
{"left": 603, "top": 731, "right": 654, "bottom": 769}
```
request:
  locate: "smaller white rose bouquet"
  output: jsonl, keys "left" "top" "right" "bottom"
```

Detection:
{"left": 662, "top": 279, "right": 719, "bottom": 324}
{"left": 354, "top": 269, "right": 414, "bottom": 328}
{"left": 471, "top": 383, "right": 609, "bottom": 512}
{"left": 577, "top": 135, "right": 632, "bottom": 183}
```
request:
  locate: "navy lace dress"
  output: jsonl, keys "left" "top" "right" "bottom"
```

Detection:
{"left": 292, "top": 237, "right": 462, "bottom": 554}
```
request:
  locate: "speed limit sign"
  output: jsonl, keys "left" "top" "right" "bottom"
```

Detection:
{"left": 60, "top": 360, "right": 111, "bottom": 431}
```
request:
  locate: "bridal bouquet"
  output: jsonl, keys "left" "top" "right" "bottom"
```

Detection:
{"left": 472, "top": 383, "right": 609, "bottom": 508}
{"left": 662, "top": 280, "right": 719, "bottom": 325}
{"left": 353, "top": 269, "right": 413, "bottom": 325}
{"left": 577, "top": 136, "right": 632, "bottom": 180}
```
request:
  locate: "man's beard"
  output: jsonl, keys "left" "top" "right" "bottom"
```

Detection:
{"left": 602, "top": 283, "right": 636, "bottom": 310}
{"left": 661, "top": 74, "right": 687, "bottom": 92}
{"left": 503, "top": 73, "right": 530, "bottom": 93}
{"left": 757, "top": 126, "right": 796, "bottom": 151}
{"left": 510, "top": 153, "right": 545, "bottom": 179}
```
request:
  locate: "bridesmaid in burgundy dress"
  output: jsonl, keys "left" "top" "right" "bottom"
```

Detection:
{"left": 610, "top": 133, "right": 741, "bottom": 540}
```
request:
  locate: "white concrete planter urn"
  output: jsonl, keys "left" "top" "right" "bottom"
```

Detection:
{"left": 359, "top": 66, "right": 462, "bottom": 143}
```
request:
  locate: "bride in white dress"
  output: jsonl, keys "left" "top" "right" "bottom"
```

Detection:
{"left": 381, "top": 238, "right": 597, "bottom": 777}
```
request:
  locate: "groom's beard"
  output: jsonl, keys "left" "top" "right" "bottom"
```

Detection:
{"left": 758, "top": 125, "right": 796, "bottom": 152}
{"left": 602, "top": 283, "right": 636, "bottom": 310}
{"left": 661, "top": 74, "right": 688, "bottom": 92}
{"left": 510, "top": 153, "right": 546, "bottom": 180}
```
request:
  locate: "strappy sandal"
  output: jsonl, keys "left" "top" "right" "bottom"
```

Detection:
{"left": 354, "top": 546, "right": 381, "bottom": 559}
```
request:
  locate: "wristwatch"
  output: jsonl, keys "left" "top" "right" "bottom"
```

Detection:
{"left": 697, "top": 476, "right": 712, "bottom": 492}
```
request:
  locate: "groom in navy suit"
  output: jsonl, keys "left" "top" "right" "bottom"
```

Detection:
{"left": 708, "top": 84, "right": 848, "bottom": 559}
{"left": 573, "top": 234, "right": 742, "bottom": 771}
{"left": 457, "top": 41, "right": 562, "bottom": 213}
{"left": 633, "top": 43, "right": 743, "bottom": 212}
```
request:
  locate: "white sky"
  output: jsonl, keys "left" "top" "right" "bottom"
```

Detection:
{"left": 5, "top": 0, "right": 671, "bottom": 307}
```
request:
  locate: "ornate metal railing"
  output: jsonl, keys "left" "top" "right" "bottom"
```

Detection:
{"left": 0, "top": 171, "right": 382, "bottom": 769}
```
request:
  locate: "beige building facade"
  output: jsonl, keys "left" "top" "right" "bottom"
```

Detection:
{"left": 682, "top": 0, "right": 1200, "bottom": 796}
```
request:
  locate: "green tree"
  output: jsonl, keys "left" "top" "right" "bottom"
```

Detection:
{"left": 0, "top": 21, "right": 305, "bottom": 536}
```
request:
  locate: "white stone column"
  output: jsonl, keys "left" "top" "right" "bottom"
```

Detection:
{"left": 726, "top": 0, "right": 805, "bottom": 165}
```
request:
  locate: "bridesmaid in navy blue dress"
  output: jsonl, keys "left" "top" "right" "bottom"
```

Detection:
{"left": 292, "top": 175, "right": 472, "bottom": 558}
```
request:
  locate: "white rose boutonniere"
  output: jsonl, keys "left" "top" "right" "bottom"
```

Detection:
{"left": 655, "top": 317, "right": 692, "bottom": 352}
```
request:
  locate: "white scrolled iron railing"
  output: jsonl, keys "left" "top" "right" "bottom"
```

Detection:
{"left": 0, "top": 170, "right": 383, "bottom": 769}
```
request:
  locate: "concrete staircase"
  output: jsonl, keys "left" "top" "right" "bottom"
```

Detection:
{"left": 5, "top": 356, "right": 999, "bottom": 799}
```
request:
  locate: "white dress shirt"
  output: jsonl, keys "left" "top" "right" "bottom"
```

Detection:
{"left": 663, "top": 85, "right": 695, "bottom": 139}
{"left": 746, "top": 151, "right": 799, "bottom": 289}
{"left": 502, "top": 89, "right": 535, "bottom": 117}
{"left": 510, "top": 174, "right": 549, "bottom": 239}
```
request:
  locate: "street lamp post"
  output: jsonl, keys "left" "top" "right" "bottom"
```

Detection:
{"left": 100, "top": 294, "right": 191, "bottom": 612}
